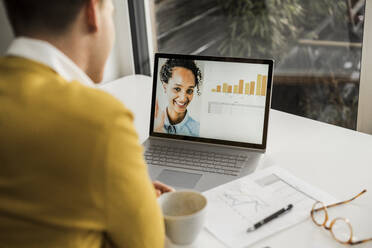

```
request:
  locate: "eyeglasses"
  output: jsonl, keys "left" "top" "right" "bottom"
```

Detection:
{"left": 310, "top": 189, "right": 372, "bottom": 245}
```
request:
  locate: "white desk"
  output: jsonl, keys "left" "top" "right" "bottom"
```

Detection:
{"left": 102, "top": 76, "right": 372, "bottom": 248}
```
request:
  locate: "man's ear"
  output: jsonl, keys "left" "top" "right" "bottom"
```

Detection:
{"left": 85, "top": 0, "right": 100, "bottom": 32}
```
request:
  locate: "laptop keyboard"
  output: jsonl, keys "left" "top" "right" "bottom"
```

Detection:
{"left": 144, "top": 145, "right": 248, "bottom": 176}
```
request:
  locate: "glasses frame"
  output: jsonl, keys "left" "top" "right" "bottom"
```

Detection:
{"left": 310, "top": 189, "right": 372, "bottom": 245}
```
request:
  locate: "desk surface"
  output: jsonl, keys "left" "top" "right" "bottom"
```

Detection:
{"left": 101, "top": 76, "right": 372, "bottom": 248}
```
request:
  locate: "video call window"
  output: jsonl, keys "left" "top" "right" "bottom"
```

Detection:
{"left": 153, "top": 58, "right": 270, "bottom": 145}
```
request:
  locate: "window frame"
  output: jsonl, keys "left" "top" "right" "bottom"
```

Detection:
{"left": 127, "top": 0, "right": 151, "bottom": 76}
{"left": 357, "top": 0, "right": 372, "bottom": 134}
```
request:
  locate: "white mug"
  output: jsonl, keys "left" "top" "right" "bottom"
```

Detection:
{"left": 158, "top": 190, "right": 207, "bottom": 245}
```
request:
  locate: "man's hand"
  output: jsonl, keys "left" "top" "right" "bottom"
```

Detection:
{"left": 153, "top": 181, "right": 175, "bottom": 197}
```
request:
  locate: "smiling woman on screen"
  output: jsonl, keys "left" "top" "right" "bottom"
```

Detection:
{"left": 154, "top": 59, "right": 202, "bottom": 137}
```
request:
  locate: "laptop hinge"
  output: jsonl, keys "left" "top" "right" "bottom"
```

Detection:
{"left": 148, "top": 136, "right": 265, "bottom": 153}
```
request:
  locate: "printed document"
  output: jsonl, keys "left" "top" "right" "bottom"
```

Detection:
{"left": 203, "top": 166, "right": 337, "bottom": 248}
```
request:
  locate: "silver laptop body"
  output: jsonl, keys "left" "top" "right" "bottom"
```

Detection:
{"left": 144, "top": 53, "right": 274, "bottom": 192}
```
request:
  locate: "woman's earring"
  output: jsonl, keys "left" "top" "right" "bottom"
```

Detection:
{"left": 162, "top": 83, "right": 167, "bottom": 94}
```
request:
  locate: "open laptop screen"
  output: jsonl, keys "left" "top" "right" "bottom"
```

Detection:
{"left": 150, "top": 53, "right": 274, "bottom": 150}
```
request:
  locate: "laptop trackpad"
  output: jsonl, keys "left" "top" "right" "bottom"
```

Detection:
{"left": 156, "top": 169, "right": 202, "bottom": 189}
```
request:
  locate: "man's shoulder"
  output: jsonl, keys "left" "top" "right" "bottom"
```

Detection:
{"left": 0, "top": 56, "right": 56, "bottom": 76}
{"left": 0, "top": 56, "right": 132, "bottom": 128}
{"left": 66, "top": 81, "right": 132, "bottom": 126}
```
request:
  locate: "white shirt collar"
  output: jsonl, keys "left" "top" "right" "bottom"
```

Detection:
{"left": 6, "top": 37, "right": 96, "bottom": 88}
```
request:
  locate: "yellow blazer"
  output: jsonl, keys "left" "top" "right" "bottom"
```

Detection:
{"left": 0, "top": 56, "right": 164, "bottom": 248}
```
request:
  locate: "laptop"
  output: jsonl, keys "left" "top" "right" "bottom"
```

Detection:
{"left": 144, "top": 53, "right": 274, "bottom": 192}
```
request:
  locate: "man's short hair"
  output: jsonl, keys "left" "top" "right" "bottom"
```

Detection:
{"left": 3, "top": 0, "right": 91, "bottom": 36}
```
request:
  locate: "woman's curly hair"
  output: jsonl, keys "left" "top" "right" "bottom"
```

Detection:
{"left": 160, "top": 59, "right": 203, "bottom": 95}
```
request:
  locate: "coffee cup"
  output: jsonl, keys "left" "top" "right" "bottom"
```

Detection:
{"left": 158, "top": 190, "right": 207, "bottom": 245}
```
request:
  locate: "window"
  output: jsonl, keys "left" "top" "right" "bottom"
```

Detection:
{"left": 132, "top": 0, "right": 367, "bottom": 130}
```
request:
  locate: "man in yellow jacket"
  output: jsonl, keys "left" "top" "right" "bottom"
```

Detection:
{"left": 0, "top": 0, "right": 171, "bottom": 247}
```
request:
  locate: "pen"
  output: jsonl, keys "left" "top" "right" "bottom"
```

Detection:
{"left": 247, "top": 204, "right": 293, "bottom": 232}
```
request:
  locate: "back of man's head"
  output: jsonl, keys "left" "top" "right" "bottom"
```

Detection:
{"left": 3, "top": 0, "right": 89, "bottom": 36}
{"left": 3, "top": 0, "right": 114, "bottom": 83}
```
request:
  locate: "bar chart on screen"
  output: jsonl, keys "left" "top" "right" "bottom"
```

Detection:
{"left": 200, "top": 74, "right": 267, "bottom": 142}
{"left": 199, "top": 61, "right": 269, "bottom": 143}
{"left": 205, "top": 73, "right": 268, "bottom": 116}
{"left": 210, "top": 74, "right": 268, "bottom": 97}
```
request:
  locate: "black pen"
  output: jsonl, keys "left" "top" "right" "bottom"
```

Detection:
{"left": 247, "top": 204, "right": 293, "bottom": 232}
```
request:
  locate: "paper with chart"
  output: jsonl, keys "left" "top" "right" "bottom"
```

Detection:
{"left": 203, "top": 166, "right": 338, "bottom": 248}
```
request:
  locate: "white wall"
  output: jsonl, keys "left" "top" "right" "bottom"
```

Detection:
{"left": 0, "top": 0, "right": 134, "bottom": 82}
{"left": 0, "top": 1, "right": 14, "bottom": 55}
{"left": 102, "top": 0, "right": 135, "bottom": 82}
